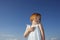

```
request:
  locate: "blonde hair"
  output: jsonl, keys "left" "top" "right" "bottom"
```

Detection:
{"left": 30, "top": 13, "right": 41, "bottom": 22}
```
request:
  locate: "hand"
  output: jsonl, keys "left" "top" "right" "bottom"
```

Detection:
{"left": 28, "top": 27, "right": 35, "bottom": 32}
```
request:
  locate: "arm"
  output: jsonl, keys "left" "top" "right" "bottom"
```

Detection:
{"left": 24, "top": 29, "right": 30, "bottom": 37}
{"left": 39, "top": 23, "right": 45, "bottom": 40}
{"left": 24, "top": 27, "right": 34, "bottom": 37}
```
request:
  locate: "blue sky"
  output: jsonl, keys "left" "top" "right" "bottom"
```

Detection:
{"left": 0, "top": 0, "right": 60, "bottom": 40}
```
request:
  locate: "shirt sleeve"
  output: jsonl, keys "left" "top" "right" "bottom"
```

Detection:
{"left": 26, "top": 24, "right": 30, "bottom": 31}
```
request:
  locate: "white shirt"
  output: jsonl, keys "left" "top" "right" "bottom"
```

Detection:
{"left": 26, "top": 24, "right": 41, "bottom": 40}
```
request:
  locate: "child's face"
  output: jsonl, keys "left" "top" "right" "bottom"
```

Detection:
{"left": 33, "top": 16, "right": 40, "bottom": 23}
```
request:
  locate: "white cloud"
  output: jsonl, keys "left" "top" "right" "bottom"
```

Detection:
{"left": 44, "top": 36, "right": 60, "bottom": 40}
{"left": 0, "top": 34, "right": 20, "bottom": 40}
{"left": 0, "top": 34, "right": 15, "bottom": 37}
{"left": 51, "top": 37, "right": 58, "bottom": 40}
{"left": 51, "top": 37, "right": 60, "bottom": 40}
{"left": 6, "top": 38, "right": 18, "bottom": 40}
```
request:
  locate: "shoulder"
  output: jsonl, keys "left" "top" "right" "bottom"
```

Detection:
{"left": 26, "top": 24, "right": 31, "bottom": 29}
{"left": 38, "top": 22, "right": 43, "bottom": 28}
{"left": 38, "top": 22, "right": 42, "bottom": 26}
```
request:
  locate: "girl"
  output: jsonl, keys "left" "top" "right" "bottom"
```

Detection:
{"left": 24, "top": 13, "right": 45, "bottom": 40}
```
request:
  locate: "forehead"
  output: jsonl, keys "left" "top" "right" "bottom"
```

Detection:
{"left": 32, "top": 16, "right": 40, "bottom": 19}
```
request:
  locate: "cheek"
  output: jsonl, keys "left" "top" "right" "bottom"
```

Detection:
{"left": 37, "top": 19, "right": 40, "bottom": 22}
{"left": 37, "top": 18, "right": 39, "bottom": 20}
{"left": 37, "top": 18, "right": 39, "bottom": 21}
